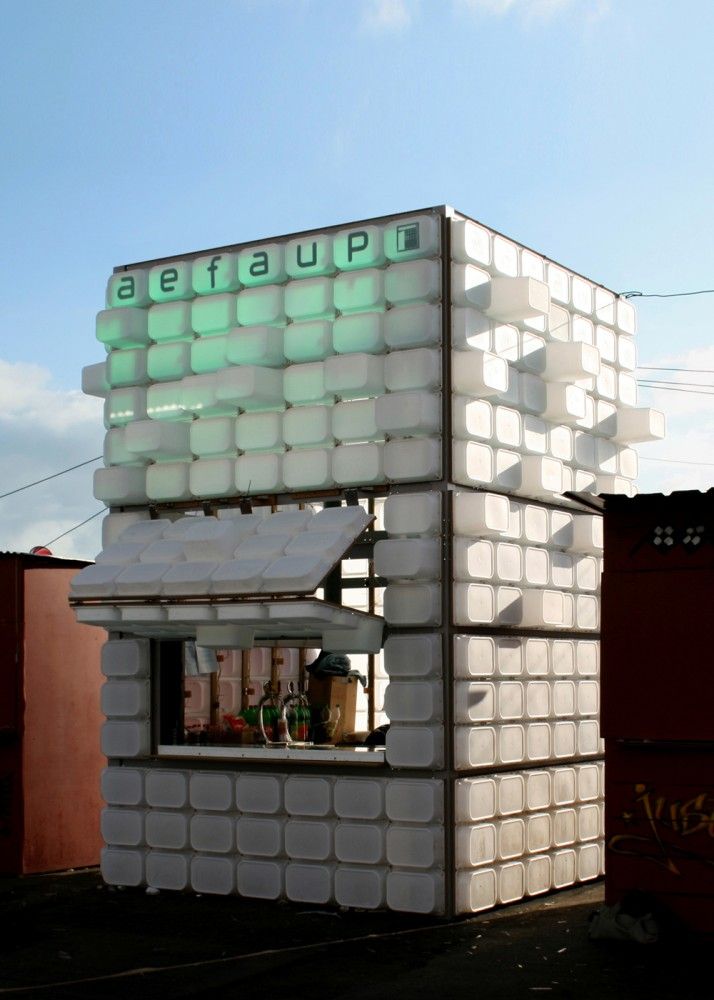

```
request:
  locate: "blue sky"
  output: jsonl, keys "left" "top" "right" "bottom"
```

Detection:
{"left": 1, "top": 0, "right": 713, "bottom": 556}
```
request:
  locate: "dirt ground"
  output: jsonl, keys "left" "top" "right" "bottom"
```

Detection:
{"left": 0, "top": 871, "right": 709, "bottom": 999}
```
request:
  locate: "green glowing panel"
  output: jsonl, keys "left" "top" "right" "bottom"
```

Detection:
{"left": 238, "top": 243, "right": 286, "bottom": 288}
{"left": 285, "top": 234, "right": 335, "bottom": 278}
{"left": 284, "top": 321, "right": 333, "bottom": 363}
{"left": 104, "top": 387, "right": 147, "bottom": 428}
{"left": 96, "top": 308, "right": 150, "bottom": 350}
{"left": 106, "top": 348, "right": 149, "bottom": 388}
{"left": 147, "top": 301, "right": 194, "bottom": 343}
{"left": 146, "top": 382, "right": 187, "bottom": 422}
{"left": 192, "top": 252, "right": 240, "bottom": 296}
{"left": 226, "top": 326, "right": 285, "bottom": 367}
{"left": 216, "top": 367, "right": 284, "bottom": 412}
{"left": 284, "top": 278, "right": 335, "bottom": 322}
{"left": 191, "top": 294, "right": 237, "bottom": 336}
{"left": 235, "top": 411, "right": 284, "bottom": 452}
{"left": 333, "top": 269, "right": 386, "bottom": 315}
{"left": 333, "top": 313, "right": 385, "bottom": 354}
{"left": 106, "top": 270, "right": 151, "bottom": 308}
{"left": 384, "top": 215, "right": 440, "bottom": 262}
{"left": 333, "top": 225, "right": 385, "bottom": 271}
{"left": 191, "top": 335, "right": 228, "bottom": 374}
{"left": 149, "top": 261, "right": 194, "bottom": 303}
{"left": 190, "top": 416, "right": 237, "bottom": 457}
{"left": 236, "top": 286, "right": 285, "bottom": 327}
{"left": 147, "top": 342, "right": 192, "bottom": 382}
{"left": 283, "top": 362, "right": 334, "bottom": 406}
{"left": 182, "top": 374, "right": 236, "bottom": 417}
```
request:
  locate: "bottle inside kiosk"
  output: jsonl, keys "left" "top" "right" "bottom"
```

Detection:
{"left": 70, "top": 206, "right": 664, "bottom": 915}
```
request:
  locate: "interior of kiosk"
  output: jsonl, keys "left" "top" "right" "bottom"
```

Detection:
{"left": 72, "top": 491, "right": 392, "bottom": 764}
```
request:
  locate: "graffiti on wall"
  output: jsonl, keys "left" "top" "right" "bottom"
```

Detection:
{"left": 608, "top": 783, "right": 714, "bottom": 875}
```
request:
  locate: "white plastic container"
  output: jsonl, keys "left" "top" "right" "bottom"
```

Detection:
{"left": 145, "top": 770, "right": 189, "bottom": 809}
{"left": 190, "top": 813, "right": 235, "bottom": 854}
{"left": 384, "top": 437, "right": 441, "bottom": 482}
{"left": 145, "top": 810, "right": 191, "bottom": 850}
{"left": 102, "top": 638, "right": 150, "bottom": 678}
{"left": 451, "top": 349, "right": 509, "bottom": 397}
{"left": 385, "top": 780, "right": 443, "bottom": 823}
{"left": 374, "top": 538, "right": 440, "bottom": 580}
{"left": 235, "top": 774, "right": 283, "bottom": 814}
{"left": 387, "top": 825, "right": 444, "bottom": 869}
{"left": 237, "top": 859, "right": 284, "bottom": 900}
{"left": 189, "top": 772, "right": 234, "bottom": 812}
{"left": 334, "top": 866, "right": 387, "bottom": 909}
{"left": 383, "top": 634, "right": 442, "bottom": 678}
{"left": 375, "top": 390, "right": 440, "bottom": 436}
{"left": 101, "top": 847, "right": 144, "bottom": 887}
{"left": 285, "top": 819, "right": 335, "bottom": 860}
{"left": 236, "top": 817, "right": 286, "bottom": 857}
{"left": 386, "top": 870, "right": 444, "bottom": 915}
{"left": 284, "top": 776, "right": 333, "bottom": 817}
{"left": 285, "top": 863, "right": 335, "bottom": 904}
{"left": 335, "top": 822, "right": 387, "bottom": 864}
{"left": 384, "top": 582, "right": 441, "bottom": 625}
{"left": 101, "top": 721, "right": 150, "bottom": 758}
{"left": 190, "top": 855, "right": 235, "bottom": 895}
{"left": 100, "top": 807, "right": 145, "bottom": 847}
{"left": 385, "top": 725, "right": 444, "bottom": 769}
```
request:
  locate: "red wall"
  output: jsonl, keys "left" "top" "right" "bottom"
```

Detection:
{"left": 22, "top": 568, "right": 105, "bottom": 873}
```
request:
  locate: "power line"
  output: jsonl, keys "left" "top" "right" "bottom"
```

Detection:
{"left": 638, "top": 366, "right": 714, "bottom": 374}
{"left": 622, "top": 288, "right": 714, "bottom": 300}
{"left": 637, "top": 379, "right": 714, "bottom": 390}
{"left": 638, "top": 383, "right": 714, "bottom": 397}
{"left": 0, "top": 456, "right": 102, "bottom": 501}
{"left": 42, "top": 509, "right": 104, "bottom": 548}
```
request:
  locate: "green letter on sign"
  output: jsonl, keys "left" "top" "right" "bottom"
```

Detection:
{"left": 117, "top": 277, "right": 135, "bottom": 300}
{"left": 348, "top": 231, "right": 369, "bottom": 262}
{"left": 160, "top": 268, "right": 178, "bottom": 293}
{"left": 250, "top": 252, "right": 269, "bottom": 277}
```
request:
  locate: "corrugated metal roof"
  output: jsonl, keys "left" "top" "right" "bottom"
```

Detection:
{"left": 0, "top": 551, "right": 92, "bottom": 569}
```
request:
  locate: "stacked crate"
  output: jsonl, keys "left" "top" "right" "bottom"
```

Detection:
{"left": 77, "top": 206, "right": 664, "bottom": 915}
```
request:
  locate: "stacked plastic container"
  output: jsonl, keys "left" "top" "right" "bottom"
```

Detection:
{"left": 81, "top": 207, "right": 663, "bottom": 916}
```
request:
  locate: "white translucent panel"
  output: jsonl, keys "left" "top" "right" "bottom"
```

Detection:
{"left": 285, "top": 863, "right": 335, "bottom": 904}
{"left": 189, "top": 458, "right": 238, "bottom": 497}
{"left": 104, "top": 427, "right": 143, "bottom": 467}
{"left": 596, "top": 364, "right": 617, "bottom": 401}
{"left": 384, "top": 303, "right": 441, "bottom": 350}
{"left": 101, "top": 720, "right": 150, "bottom": 758}
{"left": 548, "top": 425, "right": 573, "bottom": 462}
{"left": 101, "top": 678, "right": 149, "bottom": 719}
{"left": 385, "top": 725, "right": 444, "bottom": 770}
{"left": 543, "top": 383, "right": 586, "bottom": 422}
{"left": 146, "top": 461, "right": 192, "bottom": 501}
{"left": 384, "top": 582, "right": 440, "bottom": 625}
{"left": 144, "top": 770, "right": 188, "bottom": 808}
{"left": 179, "top": 374, "right": 232, "bottom": 417}
{"left": 125, "top": 420, "right": 191, "bottom": 461}
{"left": 210, "top": 558, "right": 270, "bottom": 594}
{"left": 492, "top": 323, "right": 520, "bottom": 361}
{"left": 497, "top": 818, "right": 526, "bottom": 861}
{"left": 335, "top": 822, "right": 386, "bottom": 864}
{"left": 575, "top": 395, "right": 595, "bottom": 431}
{"left": 216, "top": 366, "right": 284, "bottom": 411}
{"left": 384, "top": 492, "right": 441, "bottom": 537}
{"left": 384, "top": 437, "right": 441, "bottom": 482}
{"left": 189, "top": 856, "right": 235, "bottom": 896}
{"left": 575, "top": 554, "right": 599, "bottom": 591}
{"left": 520, "top": 505, "right": 546, "bottom": 545}
{"left": 97, "top": 307, "right": 150, "bottom": 350}
{"left": 260, "top": 553, "right": 328, "bottom": 592}
{"left": 161, "top": 561, "right": 218, "bottom": 595}
{"left": 332, "top": 778, "right": 384, "bottom": 819}
{"left": 101, "top": 806, "right": 145, "bottom": 847}
{"left": 237, "top": 243, "right": 286, "bottom": 288}
{"left": 573, "top": 432, "right": 597, "bottom": 471}
{"left": 190, "top": 335, "right": 227, "bottom": 374}
{"left": 191, "top": 293, "right": 237, "bottom": 336}
{"left": 101, "top": 638, "right": 150, "bottom": 679}
{"left": 570, "top": 276, "right": 593, "bottom": 315}
{"left": 498, "top": 682, "right": 525, "bottom": 720}
{"left": 106, "top": 348, "right": 148, "bottom": 389}
{"left": 233, "top": 535, "right": 290, "bottom": 565}
{"left": 594, "top": 474, "right": 636, "bottom": 496}
{"left": 148, "top": 262, "right": 194, "bottom": 304}
{"left": 93, "top": 466, "right": 146, "bottom": 505}
{"left": 574, "top": 469, "right": 597, "bottom": 492}
{"left": 334, "top": 268, "right": 385, "bottom": 314}
{"left": 454, "top": 681, "right": 494, "bottom": 722}
{"left": 451, "top": 493, "right": 508, "bottom": 540}
{"left": 234, "top": 411, "right": 284, "bottom": 453}
{"left": 546, "top": 263, "right": 570, "bottom": 305}
{"left": 613, "top": 406, "right": 665, "bottom": 442}
{"left": 385, "top": 780, "right": 443, "bottom": 823}
{"left": 385, "top": 260, "right": 440, "bottom": 305}
{"left": 453, "top": 583, "right": 496, "bottom": 625}
{"left": 282, "top": 405, "right": 333, "bottom": 448}
{"left": 518, "top": 331, "right": 546, "bottom": 375}
{"left": 523, "top": 547, "right": 548, "bottom": 586}
{"left": 147, "top": 342, "right": 192, "bottom": 383}
{"left": 236, "top": 285, "right": 285, "bottom": 327}
{"left": 450, "top": 219, "right": 490, "bottom": 267}
{"left": 385, "top": 348, "right": 441, "bottom": 392}
{"left": 451, "top": 264, "right": 490, "bottom": 309}
{"left": 331, "top": 398, "right": 379, "bottom": 442}
{"left": 616, "top": 298, "right": 636, "bottom": 335}
{"left": 190, "top": 813, "right": 234, "bottom": 854}
{"left": 145, "top": 381, "right": 185, "bottom": 422}
{"left": 110, "top": 562, "right": 168, "bottom": 596}
{"left": 375, "top": 538, "right": 440, "bottom": 580}
{"left": 595, "top": 324, "right": 617, "bottom": 363}
{"left": 332, "top": 442, "right": 384, "bottom": 485}
{"left": 233, "top": 774, "right": 283, "bottom": 815}
{"left": 189, "top": 416, "right": 235, "bottom": 458}
{"left": 225, "top": 325, "right": 285, "bottom": 368}
{"left": 375, "top": 390, "right": 440, "bottom": 436}
{"left": 451, "top": 307, "right": 491, "bottom": 352}
{"left": 384, "top": 634, "right": 441, "bottom": 678}
{"left": 619, "top": 372, "right": 639, "bottom": 407}
{"left": 618, "top": 446, "right": 639, "bottom": 478}
{"left": 82, "top": 360, "right": 109, "bottom": 399}
{"left": 237, "top": 859, "right": 284, "bottom": 899}
{"left": 102, "top": 767, "right": 145, "bottom": 807}
{"left": 284, "top": 278, "right": 334, "bottom": 321}
{"left": 524, "top": 638, "right": 549, "bottom": 676}
{"left": 525, "top": 681, "right": 550, "bottom": 719}
{"left": 283, "top": 362, "right": 333, "bottom": 406}
{"left": 577, "top": 680, "right": 599, "bottom": 716}
{"left": 464, "top": 277, "right": 550, "bottom": 324}
{"left": 283, "top": 320, "right": 333, "bottom": 363}
{"left": 498, "top": 724, "right": 526, "bottom": 765}
{"left": 387, "top": 825, "right": 443, "bottom": 869}
{"left": 617, "top": 334, "right": 637, "bottom": 370}
{"left": 544, "top": 342, "right": 600, "bottom": 383}
{"left": 325, "top": 353, "right": 385, "bottom": 399}
{"left": 550, "top": 551, "right": 574, "bottom": 589}
{"left": 494, "top": 406, "right": 522, "bottom": 448}
{"left": 577, "top": 762, "right": 601, "bottom": 800}
{"left": 519, "top": 589, "right": 567, "bottom": 628}
{"left": 104, "top": 387, "right": 148, "bottom": 428}
{"left": 281, "top": 777, "right": 332, "bottom": 819}
{"left": 452, "top": 441, "right": 493, "bottom": 487}
{"left": 282, "top": 448, "right": 334, "bottom": 490}
{"left": 576, "top": 594, "right": 599, "bottom": 629}
{"left": 451, "top": 349, "right": 508, "bottom": 397}
{"left": 188, "top": 772, "right": 234, "bottom": 811}
{"left": 454, "top": 538, "right": 493, "bottom": 581}
{"left": 333, "top": 224, "right": 386, "bottom": 271}
{"left": 383, "top": 214, "right": 439, "bottom": 261}
{"left": 489, "top": 235, "right": 517, "bottom": 277}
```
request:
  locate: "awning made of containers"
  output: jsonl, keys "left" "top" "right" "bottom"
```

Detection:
{"left": 69, "top": 505, "right": 383, "bottom": 652}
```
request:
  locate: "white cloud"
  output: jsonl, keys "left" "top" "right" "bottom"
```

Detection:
{"left": 0, "top": 358, "right": 105, "bottom": 560}
{"left": 635, "top": 344, "right": 714, "bottom": 496}
{"left": 455, "top": 0, "right": 609, "bottom": 23}
{"left": 361, "top": 0, "right": 414, "bottom": 32}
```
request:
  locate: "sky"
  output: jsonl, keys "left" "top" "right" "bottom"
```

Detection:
{"left": 1, "top": 0, "right": 713, "bottom": 558}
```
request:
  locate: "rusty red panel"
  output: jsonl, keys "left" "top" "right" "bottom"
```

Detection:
{"left": 0, "top": 558, "right": 23, "bottom": 875}
{"left": 21, "top": 568, "right": 105, "bottom": 874}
